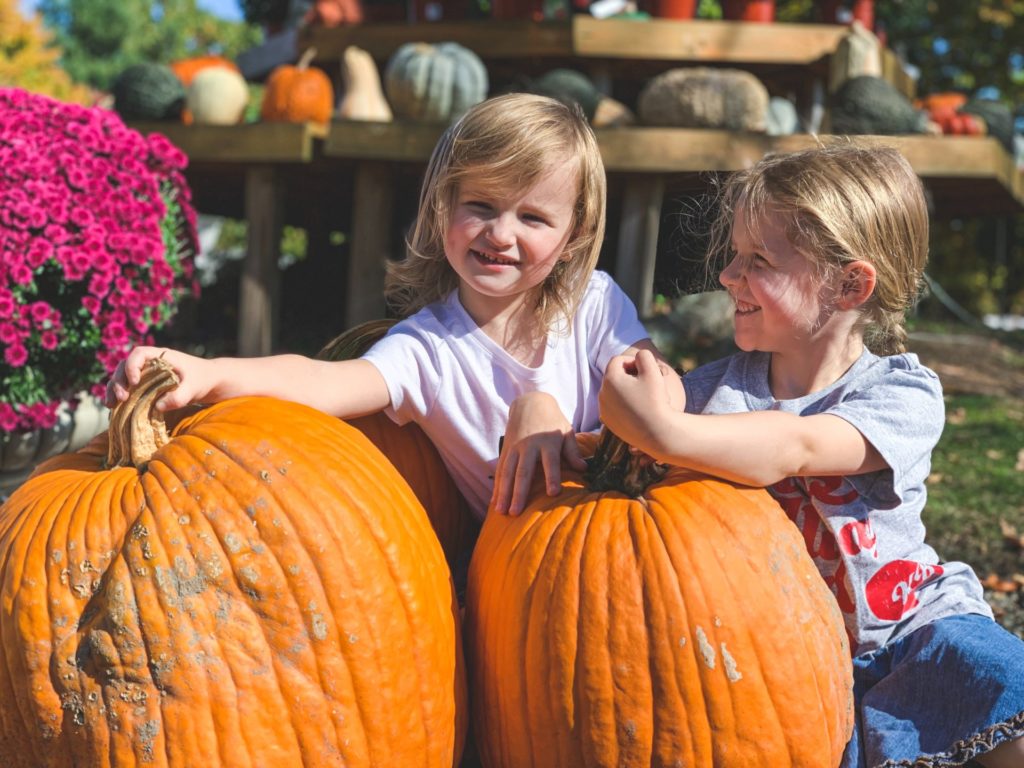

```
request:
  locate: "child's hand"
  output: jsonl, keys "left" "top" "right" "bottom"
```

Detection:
{"left": 105, "top": 346, "right": 214, "bottom": 412}
{"left": 600, "top": 349, "right": 683, "bottom": 450}
{"left": 491, "top": 392, "right": 587, "bottom": 517}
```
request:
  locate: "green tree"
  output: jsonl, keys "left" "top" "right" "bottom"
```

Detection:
{"left": 38, "top": 0, "right": 261, "bottom": 91}
{"left": 0, "top": 0, "right": 91, "bottom": 102}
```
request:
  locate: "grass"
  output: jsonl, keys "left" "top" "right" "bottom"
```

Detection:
{"left": 922, "top": 392, "right": 1024, "bottom": 638}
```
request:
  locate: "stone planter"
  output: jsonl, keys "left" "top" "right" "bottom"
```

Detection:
{"left": 0, "top": 395, "right": 109, "bottom": 500}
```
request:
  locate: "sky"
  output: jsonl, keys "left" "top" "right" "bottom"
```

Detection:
{"left": 18, "top": 0, "right": 243, "bottom": 22}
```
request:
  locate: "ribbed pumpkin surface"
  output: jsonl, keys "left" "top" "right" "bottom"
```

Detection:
{"left": 0, "top": 396, "right": 464, "bottom": 767}
{"left": 347, "top": 414, "right": 478, "bottom": 567}
{"left": 318, "top": 320, "right": 479, "bottom": 567}
{"left": 466, "top": 443, "right": 852, "bottom": 767}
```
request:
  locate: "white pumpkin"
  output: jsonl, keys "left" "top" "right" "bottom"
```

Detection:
{"left": 187, "top": 67, "right": 249, "bottom": 125}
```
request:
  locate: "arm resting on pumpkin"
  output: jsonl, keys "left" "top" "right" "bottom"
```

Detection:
{"left": 599, "top": 350, "right": 886, "bottom": 487}
{"left": 109, "top": 346, "right": 391, "bottom": 419}
{"left": 492, "top": 339, "right": 668, "bottom": 516}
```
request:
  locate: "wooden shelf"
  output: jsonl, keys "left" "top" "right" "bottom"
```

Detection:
{"left": 324, "top": 120, "right": 1024, "bottom": 215}
{"left": 130, "top": 121, "right": 327, "bottom": 163}
{"left": 304, "top": 17, "right": 850, "bottom": 68}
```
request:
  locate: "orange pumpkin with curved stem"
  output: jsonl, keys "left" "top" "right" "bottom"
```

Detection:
{"left": 466, "top": 429, "right": 854, "bottom": 767}
{"left": 0, "top": 360, "right": 465, "bottom": 767}
{"left": 260, "top": 48, "right": 334, "bottom": 125}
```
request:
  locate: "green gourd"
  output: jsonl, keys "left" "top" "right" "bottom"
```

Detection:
{"left": 829, "top": 75, "right": 930, "bottom": 136}
{"left": 529, "top": 69, "right": 602, "bottom": 121}
{"left": 112, "top": 63, "right": 186, "bottom": 122}
{"left": 384, "top": 42, "right": 488, "bottom": 123}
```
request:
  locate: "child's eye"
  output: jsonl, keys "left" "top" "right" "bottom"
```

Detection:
{"left": 523, "top": 213, "right": 548, "bottom": 225}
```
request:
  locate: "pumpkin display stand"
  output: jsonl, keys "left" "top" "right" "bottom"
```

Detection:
{"left": 466, "top": 428, "right": 854, "bottom": 767}
{"left": 0, "top": 360, "right": 465, "bottom": 767}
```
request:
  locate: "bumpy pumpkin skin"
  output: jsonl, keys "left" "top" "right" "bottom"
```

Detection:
{"left": 0, "top": 396, "right": 465, "bottom": 767}
{"left": 466, "top": 434, "right": 853, "bottom": 768}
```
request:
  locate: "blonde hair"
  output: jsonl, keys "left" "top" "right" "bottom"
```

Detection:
{"left": 707, "top": 143, "right": 929, "bottom": 355}
{"left": 385, "top": 93, "right": 607, "bottom": 333}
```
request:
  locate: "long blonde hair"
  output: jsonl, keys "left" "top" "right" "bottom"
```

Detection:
{"left": 707, "top": 143, "right": 929, "bottom": 355}
{"left": 385, "top": 93, "right": 607, "bottom": 334}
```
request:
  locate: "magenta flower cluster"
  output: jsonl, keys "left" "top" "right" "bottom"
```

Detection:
{"left": 0, "top": 88, "right": 198, "bottom": 434}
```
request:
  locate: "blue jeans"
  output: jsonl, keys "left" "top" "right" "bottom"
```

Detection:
{"left": 841, "top": 614, "right": 1024, "bottom": 768}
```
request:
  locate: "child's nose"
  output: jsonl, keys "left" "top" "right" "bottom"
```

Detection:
{"left": 485, "top": 214, "right": 516, "bottom": 247}
{"left": 719, "top": 257, "right": 741, "bottom": 287}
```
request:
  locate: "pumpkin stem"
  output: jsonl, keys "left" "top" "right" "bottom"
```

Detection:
{"left": 106, "top": 358, "right": 180, "bottom": 468}
{"left": 316, "top": 318, "right": 397, "bottom": 361}
{"left": 584, "top": 426, "right": 668, "bottom": 497}
{"left": 297, "top": 47, "right": 318, "bottom": 70}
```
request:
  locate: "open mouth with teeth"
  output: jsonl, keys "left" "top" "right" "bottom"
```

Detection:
{"left": 734, "top": 299, "right": 760, "bottom": 315}
{"left": 472, "top": 248, "right": 518, "bottom": 266}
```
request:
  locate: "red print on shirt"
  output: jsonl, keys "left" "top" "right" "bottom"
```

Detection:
{"left": 865, "top": 559, "right": 943, "bottom": 621}
{"left": 771, "top": 477, "right": 863, "bottom": 614}
{"left": 838, "top": 519, "right": 879, "bottom": 559}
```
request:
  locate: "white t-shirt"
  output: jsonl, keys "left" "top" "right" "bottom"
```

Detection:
{"left": 362, "top": 270, "right": 649, "bottom": 518}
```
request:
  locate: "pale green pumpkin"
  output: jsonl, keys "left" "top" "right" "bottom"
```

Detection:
{"left": 384, "top": 42, "right": 488, "bottom": 123}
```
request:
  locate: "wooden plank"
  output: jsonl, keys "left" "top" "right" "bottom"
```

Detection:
{"left": 239, "top": 167, "right": 285, "bottom": 356}
{"left": 324, "top": 119, "right": 444, "bottom": 161}
{"left": 306, "top": 17, "right": 846, "bottom": 66}
{"left": 573, "top": 17, "right": 847, "bottom": 65}
{"left": 130, "top": 122, "right": 327, "bottom": 163}
{"left": 346, "top": 162, "right": 395, "bottom": 327}
{"left": 616, "top": 175, "right": 666, "bottom": 317}
{"left": 304, "top": 20, "right": 572, "bottom": 63}
{"left": 322, "top": 122, "right": 1023, "bottom": 210}
{"left": 881, "top": 48, "right": 916, "bottom": 99}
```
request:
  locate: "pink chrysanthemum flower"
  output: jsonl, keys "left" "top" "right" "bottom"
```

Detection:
{"left": 0, "top": 88, "right": 199, "bottom": 434}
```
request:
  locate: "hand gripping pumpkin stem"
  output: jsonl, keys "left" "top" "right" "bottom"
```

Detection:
{"left": 106, "top": 357, "right": 181, "bottom": 468}
{"left": 584, "top": 426, "right": 668, "bottom": 497}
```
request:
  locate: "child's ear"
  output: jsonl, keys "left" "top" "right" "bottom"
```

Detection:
{"left": 838, "top": 261, "right": 877, "bottom": 308}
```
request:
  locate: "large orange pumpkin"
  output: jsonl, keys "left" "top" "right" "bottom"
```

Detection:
{"left": 318, "top": 320, "right": 479, "bottom": 567}
{"left": 466, "top": 430, "right": 853, "bottom": 767}
{"left": 0, "top": 361, "right": 465, "bottom": 767}
{"left": 260, "top": 48, "right": 334, "bottom": 126}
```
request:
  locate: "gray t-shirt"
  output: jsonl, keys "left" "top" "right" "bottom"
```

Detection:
{"left": 684, "top": 349, "right": 991, "bottom": 655}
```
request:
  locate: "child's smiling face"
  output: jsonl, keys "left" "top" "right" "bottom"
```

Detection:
{"left": 445, "top": 155, "right": 578, "bottom": 323}
{"left": 720, "top": 204, "right": 835, "bottom": 355}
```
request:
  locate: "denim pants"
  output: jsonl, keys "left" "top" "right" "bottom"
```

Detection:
{"left": 841, "top": 613, "right": 1024, "bottom": 767}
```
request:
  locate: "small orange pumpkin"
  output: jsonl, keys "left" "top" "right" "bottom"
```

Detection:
{"left": 466, "top": 429, "right": 854, "bottom": 767}
{"left": 0, "top": 360, "right": 465, "bottom": 767}
{"left": 260, "top": 48, "right": 334, "bottom": 125}
{"left": 170, "top": 55, "right": 240, "bottom": 87}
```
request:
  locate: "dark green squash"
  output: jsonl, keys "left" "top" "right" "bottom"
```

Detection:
{"left": 112, "top": 63, "right": 186, "bottom": 121}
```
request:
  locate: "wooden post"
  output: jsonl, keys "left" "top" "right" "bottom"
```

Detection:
{"left": 346, "top": 161, "right": 395, "bottom": 327}
{"left": 239, "top": 166, "right": 284, "bottom": 356}
{"left": 615, "top": 174, "right": 665, "bottom": 318}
